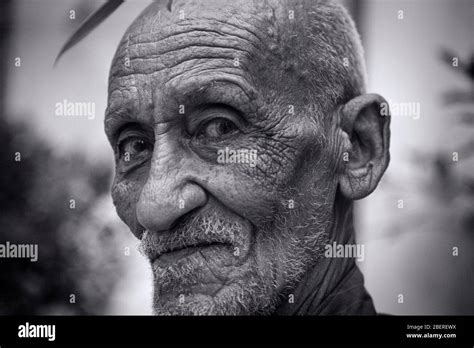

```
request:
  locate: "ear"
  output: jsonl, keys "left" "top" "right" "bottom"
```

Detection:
{"left": 337, "top": 93, "right": 390, "bottom": 200}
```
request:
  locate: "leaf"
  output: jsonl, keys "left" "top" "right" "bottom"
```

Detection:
{"left": 55, "top": 0, "right": 124, "bottom": 66}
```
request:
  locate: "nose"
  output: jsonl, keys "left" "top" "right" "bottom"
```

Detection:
{"left": 136, "top": 140, "right": 207, "bottom": 232}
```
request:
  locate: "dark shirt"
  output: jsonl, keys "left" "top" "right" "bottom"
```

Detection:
{"left": 275, "top": 256, "right": 376, "bottom": 315}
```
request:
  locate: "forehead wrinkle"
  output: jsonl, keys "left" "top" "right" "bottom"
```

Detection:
{"left": 127, "top": 0, "right": 276, "bottom": 45}
{"left": 105, "top": 80, "right": 154, "bottom": 131}
{"left": 111, "top": 1, "right": 286, "bottom": 73}
{"left": 127, "top": 23, "right": 261, "bottom": 54}
{"left": 109, "top": 0, "right": 305, "bottom": 90}
{"left": 165, "top": 66, "right": 250, "bottom": 94}
{"left": 127, "top": 43, "right": 249, "bottom": 65}
{"left": 164, "top": 66, "right": 248, "bottom": 92}
{"left": 106, "top": 84, "right": 137, "bottom": 122}
{"left": 117, "top": 18, "right": 263, "bottom": 76}
{"left": 111, "top": 29, "right": 256, "bottom": 82}
{"left": 170, "top": 76, "right": 256, "bottom": 105}
{"left": 152, "top": 73, "right": 260, "bottom": 121}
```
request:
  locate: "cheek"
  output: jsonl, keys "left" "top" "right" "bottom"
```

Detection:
{"left": 228, "top": 145, "right": 313, "bottom": 223}
{"left": 201, "top": 163, "right": 290, "bottom": 227}
{"left": 111, "top": 175, "right": 145, "bottom": 238}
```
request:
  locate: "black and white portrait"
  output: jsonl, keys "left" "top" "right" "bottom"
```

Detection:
{"left": 1, "top": 0, "right": 472, "bottom": 324}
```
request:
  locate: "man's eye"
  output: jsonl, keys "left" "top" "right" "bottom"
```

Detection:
{"left": 197, "top": 118, "right": 238, "bottom": 139}
{"left": 118, "top": 136, "right": 152, "bottom": 161}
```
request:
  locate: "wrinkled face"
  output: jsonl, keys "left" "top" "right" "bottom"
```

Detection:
{"left": 105, "top": 0, "right": 338, "bottom": 315}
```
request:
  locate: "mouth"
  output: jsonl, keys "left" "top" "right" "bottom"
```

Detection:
{"left": 152, "top": 241, "right": 230, "bottom": 266}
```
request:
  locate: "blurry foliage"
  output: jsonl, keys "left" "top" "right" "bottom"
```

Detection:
{"left": 434, "top": 51, "right": 474, "bottom": 233}
{"left": 0, "top": 115, "right": 126, "bottom": 314}
{"left": 381, "top": 51, "right": 474, "bottom": 240}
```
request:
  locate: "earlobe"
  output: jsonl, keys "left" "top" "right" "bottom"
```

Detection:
{"left": 337, "top": 93, "right": 391, "bottom": 200}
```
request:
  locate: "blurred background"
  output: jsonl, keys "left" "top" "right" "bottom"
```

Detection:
{"left": 0, "top": 0, "right": 472, "bottom": 315}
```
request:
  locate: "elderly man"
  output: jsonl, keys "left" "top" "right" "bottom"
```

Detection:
{"left": 103, "top": 0, "right": 390, "bottom": 315}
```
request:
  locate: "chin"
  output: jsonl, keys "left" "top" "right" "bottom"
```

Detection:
{"left": 153, "top": 287, "right": 280, "bottom": 316}
{"left": 150, "top": 250, "right": 280, "bottom": 316}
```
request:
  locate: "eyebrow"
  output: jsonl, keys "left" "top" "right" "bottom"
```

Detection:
{"left": 169, "top": 77, "right": 260, "bottom": 118}
{"left": 104, "top": 98, "right": 141, "bottom": 145}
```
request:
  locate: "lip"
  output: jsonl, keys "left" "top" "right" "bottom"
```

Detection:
{"left": 152, "top": 242, "right": 229, "bottom": 266}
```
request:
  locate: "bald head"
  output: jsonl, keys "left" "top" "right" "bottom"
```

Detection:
{"left": 105, "top": 0, "right": 389, "bottom": 315}
{"left": 109, "top": 0, "right": 366, "bottom": 118}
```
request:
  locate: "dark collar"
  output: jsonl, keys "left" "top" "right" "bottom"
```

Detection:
{"left": 274, "top": 258, "right": 376, "bottom": 315}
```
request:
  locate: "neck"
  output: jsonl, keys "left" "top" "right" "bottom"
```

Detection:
{"left": 274, "top": 192, "right": 376, "bottom": 315}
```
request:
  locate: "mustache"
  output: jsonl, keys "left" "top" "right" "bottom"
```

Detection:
{"left": 139, "top": 212, "right": 246, "bottom": 262}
